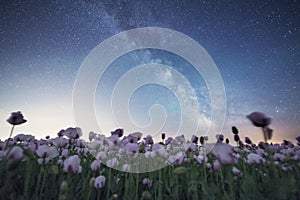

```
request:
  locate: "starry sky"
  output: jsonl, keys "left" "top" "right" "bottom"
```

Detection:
{"left": 0, "top": 0, "right": 299, "bottom": 143}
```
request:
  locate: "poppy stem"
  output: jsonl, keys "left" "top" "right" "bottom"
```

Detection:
{"left": 9, "top": 125, "right": 15, "bottom": 139}
{"left": 262, "top": 127, "right": 267, "bottom": 143}
{"left": 5, "top": 125, "right": 15, "bottom": 150}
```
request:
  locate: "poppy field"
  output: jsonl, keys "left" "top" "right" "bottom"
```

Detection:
{"left": 0, "top": 111, "right": 299, "bottom": 200}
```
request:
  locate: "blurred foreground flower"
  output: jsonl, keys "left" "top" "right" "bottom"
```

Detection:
{"left": 6, "top": 146, "right": 23, "bottom": 162}
{"left": 212, "top": 142, "right": 236, "bottom": 165}
{"left": 247, "top": 112, "right": 273, "bottom": 143}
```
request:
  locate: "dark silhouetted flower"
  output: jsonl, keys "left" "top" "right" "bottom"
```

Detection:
{"left": 246, "top": 112, "right": 271, "bottom": 127}
{"left": 247, "top": 112, "right": 273, "bottom": 143}
{"left": 5, "top": 111, "right": 27, "bottom": 149}
{"left": 7, "top": 111, "right": 27, "bottom": 125}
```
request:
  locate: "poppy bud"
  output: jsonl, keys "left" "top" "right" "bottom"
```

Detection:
{"left": 200, "top": 136, "right": 204, "bottom": 145}
{"left": 173, "top": 166, "right": 188, "bottom": 175}
{"left": 161, "top": 133, "right": 166, "bottom": 140}
{"left": 89, "top": 178, "right": 95, "bottom": 188}
{"left": 60, "top": 181, "right": 68, "bottom": 194}
{"left": 245, "top": 137, "right": 252, "bottom": 144}
{"left": 225, "top": 138, "right": 229, "bottom": 144}
{"left": 234, "top": 134, "right": 240, "bottom": 142}
{"left": 232, "top": 126, "right": 239, "bottom": 135}
{"left": 142, "top": 191, "right": 152, "bottom": 200}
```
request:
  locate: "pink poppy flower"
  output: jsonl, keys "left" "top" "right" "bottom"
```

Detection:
{"left": 232, "top": 166, "right": 241, "bottom": 176}
{"left": 90, "top": 160, "right": 101, "bottom": 171}
{"left": 63, "top": 155, "right": 82, "bottom": 173}
{"left": 144, "top": 135, "right": 154, "bottom": 145}
{"left": 94, "top": 175, "right": 106, "bottom": 189}
{"left": 213, "top": 159, "right": 221, "bottom": 171}
{"left": 122, "top": 164, "right": 131, "bottom": 172}
{"left": 247, "top": 153, "right": 266, "bottom": 165}
{"left": 36, "top": 145, "right": 59, "bottom": 164}
{"left": 168, "top": 152, "right": 185, "bottom": 166}
{"left": 62, "top": 127, "right": 82, "bottom": 139}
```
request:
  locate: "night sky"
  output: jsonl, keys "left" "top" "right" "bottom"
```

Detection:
{"left": 0, "top": 0, "right": 299, "bottom": 143}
